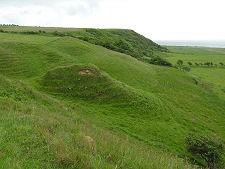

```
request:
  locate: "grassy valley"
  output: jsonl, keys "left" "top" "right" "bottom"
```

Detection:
{"left": 0, "top": 26, "right": 224, "bottom": 168}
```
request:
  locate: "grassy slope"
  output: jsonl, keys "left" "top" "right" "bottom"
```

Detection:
{"left": 1, "top": 75, "right": 194, "bottom": 169}
{"left": 0, "top": 26, "right": 168, "bottom": 59}
{"left": 0, "top": 30, "right": 224, "bottom": 168}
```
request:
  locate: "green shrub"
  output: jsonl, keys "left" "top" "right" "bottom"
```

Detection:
{"left": 177, "top": 60, "right": 183, "bottom": 66}
{"left": 195, "top": 63, "right": 199, "bottom": 66}
{"left": 182, "top": 66, "right": 191, "bottom": 72}
{"left": 147, "top": 57, "right": 172, "bottom": 67}
{"left": 83, "top": 29, "right": 167, "bottom": 59}
{"left": 38, "top": 30, "right": 46, "bottom": 34}
{"left": 188, "top": 61, "right": 193, "bottom": 66}
{"left": 23, "top": 31, "right": 40, "bottom": 35}
{"left": 114, "top": 39, "right": 133, "bottom": 51}
{"left": 219, "top": 62, "right": 224, "bottom": 66}
{"left": 205, "top": 62, "right": 211, "bottom": 66}
{"left": 185, "top": 133, "right": 224, "bottom": 169}
{"left": 52, "top": 31, "right": 65, "bottom": 37}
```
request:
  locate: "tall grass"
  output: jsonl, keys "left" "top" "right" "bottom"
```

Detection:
{"left": 0, "top": 75, "right": 197, "bottom": 168}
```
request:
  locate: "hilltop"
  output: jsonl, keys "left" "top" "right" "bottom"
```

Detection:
{"left": 0, "top": 26, "right": 224, "bottom": 168}
{"left": 0, "top": 26, "right": 167, "bottom": 59}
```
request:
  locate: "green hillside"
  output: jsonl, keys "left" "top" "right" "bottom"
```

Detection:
{"left": 1, "top": 75, "right": 196, "bottom": 169}
{"left": 0, "top": 27, "right": 224, "bottom": 168}
{"left": 0, "top": 26, "right": 168, "bottom": 59}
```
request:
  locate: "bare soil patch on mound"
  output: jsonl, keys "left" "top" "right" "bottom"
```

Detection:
{"left": 79, "top": 69, "right": 95, "bottom": 75}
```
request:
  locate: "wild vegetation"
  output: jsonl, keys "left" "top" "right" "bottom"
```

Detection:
{"left": 185, "top": 134, "right": 224, "bottom": 169}
{"left": 0, "top": 26, "right": 224, "bottom": 168}
{"left": 0, "top": 26, "right": 169, "bottom": 65}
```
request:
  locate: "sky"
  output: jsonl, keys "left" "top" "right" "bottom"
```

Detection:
{"left": 0, "top": 0, "right": 225, "bottom": 40}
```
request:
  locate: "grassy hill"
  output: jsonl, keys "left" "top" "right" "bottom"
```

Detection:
{"left": 0, "top": 26, "right": 167, "bottom": 59}
{"left": 0, "top": 27, "right": 224, "bottom": 168}
{"left": 1, "top": 75, "right": 195, "bottom": 169}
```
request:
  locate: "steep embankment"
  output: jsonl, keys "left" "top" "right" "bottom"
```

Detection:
{"left": 0, "top": 29, "right": 224, "bottom": 168}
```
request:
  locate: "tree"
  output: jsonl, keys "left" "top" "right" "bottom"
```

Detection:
{"left": 148, "top": 57, "right": 172, "bottom": 67}
{"left": 188, "top": 61, "right": 193, "bottom": 66}
{"left": 115, "top": 39, "right": 133, "bottom": 51}
{"left": 185, "top": 134, "right": 224, "bottom": 169}
{"left": 195, "top": 63, "right": 199, "bottom": 66}
{"left": 182, "top": 66, "right": 191, "bottom": 72}
{"left": 205, "top": 62, "right": 211, "bottom": 66}
{"left": 177, "top": 59, "right": 183, "bottom": 66}
{"left": 219, "top": 62, "right": 224, "bottom": 66}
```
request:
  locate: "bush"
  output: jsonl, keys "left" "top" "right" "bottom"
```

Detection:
{"left": 38, "top": 30, "right": 46, "bottom": 34}
{"left": 177, "top": 60, "right": 183, "bottom": 66}
{"left": 148, "top": 57, "right": 172, "bottom": 67}
{"left": 84, "top": 29, "right": 167, "bottom": 59}
{"left": 52, "top": 31, "right": 65, "bottom": 37}
{"left": 185, "top": 134, "right": 224, "bottom": 169}
{"left": 188, "top": 61, "right": 192, "bottom": 66}
{"left": 182, "top": 66, "right": 191, "bottom": 72}
{"left": 114, "top": 39, "right": 133, "bottom": 51}
{"left": 219, "top": 62, "right": 224, "bottom": 66}
{"left": 23, "top": 31, "right": 39, "bottom": 35}
{"left": 205, "top": 62, "right": 211, "bottom": 66}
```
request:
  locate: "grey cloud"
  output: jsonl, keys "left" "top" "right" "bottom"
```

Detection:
{"left": 66, "top": 2, "right": 99, "bottom": 16}
{"left": 1, "top": 0, "right": 101, "bottom": 15}
{"left": 0, "top": 0, "right": 104, "bottom": 25}
{"left": 1, "top": 0, "right": 101, "bottom": 7}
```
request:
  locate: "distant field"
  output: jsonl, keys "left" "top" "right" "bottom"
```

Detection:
{"left": 160, "top": 46, "right": 225, "bottom": 99}
{"left": 162, "top": 46, "right": 225, "bottom": 64}
{"left": 0, "top": 26, "right": 82, "bottom": 32}
{"left": 191, "top": 68, "right": 225, "bottom": 98}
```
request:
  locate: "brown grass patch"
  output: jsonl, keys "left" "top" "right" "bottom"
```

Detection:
{"left": 84, "top": 136, "right": 95, "bottom": 150}
{"left": 78, "top": 69, "right": 95, "bottom": 75}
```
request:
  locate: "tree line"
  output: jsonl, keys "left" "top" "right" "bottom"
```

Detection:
{"left": 0, "top": 24, "right": 19, "bottom": 26}
{"left": 177, "top": 60, "right": 224, "bottom": 67}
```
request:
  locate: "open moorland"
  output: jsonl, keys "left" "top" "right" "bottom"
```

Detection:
{"left": 0, "top": 26, "right": 224, "bottom": 169}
